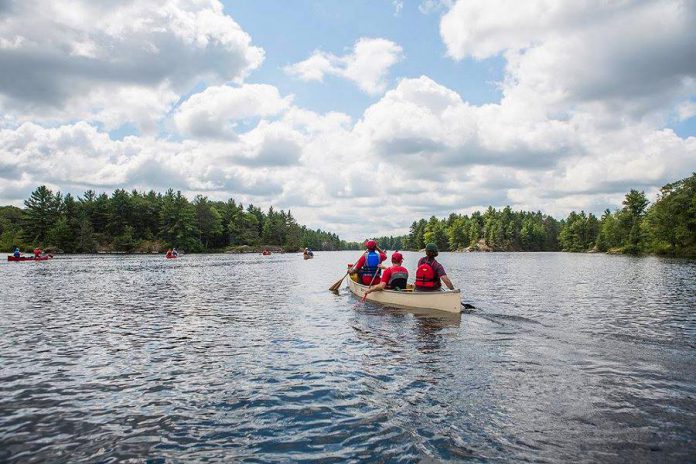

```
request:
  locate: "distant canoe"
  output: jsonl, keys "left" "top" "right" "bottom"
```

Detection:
{"left": 262, "top": 251, "right": 271, "bottom": 256}
{"left": 7, "top": 255, "right": 52, "bottom": 262}
{"left": 347, "top": 278, "right": 461, "bottom": 313}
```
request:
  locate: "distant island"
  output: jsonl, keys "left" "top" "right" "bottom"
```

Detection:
{"left": 1, "top": 173, "right": 694, "bottom": 257}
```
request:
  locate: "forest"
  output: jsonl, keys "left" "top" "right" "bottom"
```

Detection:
{"left": 1, "top": 173, "right": 694, "bottom": 256}
{"left": 0, "top": 187, "right": 354, "bottom": 253}
{"left": 399, "top": 173, "right": 696, "bottom": 257}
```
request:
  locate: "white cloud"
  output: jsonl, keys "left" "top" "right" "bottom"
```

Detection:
{"left": 440, "top": 0, "right": 696, "bottom": 120}
{"left": 285, "top": 38, "right": 404, "bottom": 95}
{"left": 174, "top": 84, "right": 293, "bottom": 138}
{"left": 0, "top": 0, "right": 264, "bottom": 131}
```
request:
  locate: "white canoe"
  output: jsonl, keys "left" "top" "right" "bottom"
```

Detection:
{"left": 347, "top": 278, "right": 462, "bottom": 313}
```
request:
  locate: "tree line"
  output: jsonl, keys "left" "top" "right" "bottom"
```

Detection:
{"left": 0, "top": 186, "right": 354, "bottom": 253}
{"left": 2, "top": 174, "right": 693, "bottom": 256}
{"left": 400, "top": 173, "right": 695, "bottom": 257}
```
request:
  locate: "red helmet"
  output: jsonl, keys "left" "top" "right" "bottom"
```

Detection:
{"left": 365, "top": 240, "right": 377, "bottom": 250}
{"left": 391, "top": 251, "right": 403, "bottom": 262}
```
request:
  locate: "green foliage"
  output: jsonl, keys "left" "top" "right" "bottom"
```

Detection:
{"left": 4, "top": 175, "right": 695, "bottom": 256}
{"left": 403, "top": 208, "right": 561, "bottom": 252}
{"left": 113, "top": 225, "right": 137, "bottom": 253}
{"left": 0, "top": 206, "right": 28, "bottom": 251}
{"left": 23, "top": 186, "right": 61, "bottom": 244}
{"left": 644, "top": 173, "right": 696, "bottom": 256}
{"left": 559, "top": 211, "right": 598, "bottom": 252}
{"left": 47, "top": 217, "right": 77, "bottom": 252}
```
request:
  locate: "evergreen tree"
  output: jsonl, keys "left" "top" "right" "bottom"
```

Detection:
{"left": 23, "top": 186, "right": 60, "bottom": 244}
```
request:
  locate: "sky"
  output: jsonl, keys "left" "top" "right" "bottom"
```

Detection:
{"left": 0, "top": 0, "right": 695, "bottom": 241}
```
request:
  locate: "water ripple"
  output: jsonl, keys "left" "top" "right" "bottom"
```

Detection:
{"left": 1, "top": 252, "right": 695, "bottom": 462}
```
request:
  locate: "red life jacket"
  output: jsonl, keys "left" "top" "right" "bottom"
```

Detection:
{"left": 415, "top": 260, "right": 438, "bottom": 289}
{"left": 386, "top": 266, "right": 408, "bottom": 290}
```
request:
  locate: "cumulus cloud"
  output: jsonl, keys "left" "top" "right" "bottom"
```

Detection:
{"left": 0, "top": 0, "right": 264, "bottom": 131}
{"left": 0, "top": 121, "right": 288, "bottom": 200}
{"left": 174, "top": 84, "right": 292, "bottom": 138}
{"left": 284, "top": 38, "right": 404, "bottom": 95}
{"left": 440, "top": 0, "right": 696, "bottom": 120}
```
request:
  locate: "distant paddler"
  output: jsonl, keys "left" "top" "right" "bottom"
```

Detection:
{"left": 13, "top": 247, "right": 21, "bottom": 258}
{"left": 33, "top": 247, "right": 42, "bottom": 259}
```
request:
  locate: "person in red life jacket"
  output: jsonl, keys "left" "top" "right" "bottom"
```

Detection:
{"left": 364, "top": 251, "right": 409, "bottom": 296}
{"left": 165, "top": 248, "right": 173, "bottom": 258}
{"left": 349, "top": 240, "right": 387, "bottom": 285}
{"left": 414, "top": 243, "right": 455, "bottom": 291}
{"left": 33, "top": 247, "right": 42, "bottom": 258}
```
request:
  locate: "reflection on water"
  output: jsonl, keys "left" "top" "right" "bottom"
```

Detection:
{"left": 1, "top": 252, "right": 695, "bottom": 462}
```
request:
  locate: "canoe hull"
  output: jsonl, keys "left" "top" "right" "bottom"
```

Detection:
{"left": 347, "top": 278, "right": 461, "bottom": 313}
{"left": 7, "top": 256, "right": 52, "bottom": 262}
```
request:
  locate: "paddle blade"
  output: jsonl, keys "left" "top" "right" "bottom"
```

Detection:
{"left": 361, "top": 293, "right": 368, "bottom": 303}
{"left": 329, "top": 273, "right": 347, "bottom": 292}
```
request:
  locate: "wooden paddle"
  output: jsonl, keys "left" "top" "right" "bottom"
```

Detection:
{"left": 329, "top": 271, "right": 350, "bottom": 292}
{"left": 329, "top": 251, "right": 369, "bottom": 292}
{"left": 329, "top": 257, "right": 361, "bottom": 292}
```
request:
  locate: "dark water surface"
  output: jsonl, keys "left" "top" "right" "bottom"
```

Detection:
{"left": 1, "top": 252, "right": 695, "bottom": 462}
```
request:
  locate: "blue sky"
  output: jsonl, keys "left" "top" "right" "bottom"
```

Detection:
{"left": 0, "top": 0, "right": 694, "bottom": 240}
{"left": 223, "top": 0, "right": 504, "bottom": 118}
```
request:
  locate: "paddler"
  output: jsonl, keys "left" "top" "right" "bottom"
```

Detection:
{"left": 166, "top": 248, "right": 173, "bottom": 258}
{"left": 13, "top": 247, "right": 21, "bottom": 258}
{"left": 349, "top": 240, "right": 387, "bottom": 285}
{"left": 414, "top": 243, "right": 454, "bottom": 291}
{"left": 364, "top": 251, "right": 409, "bottom": 296}
{"left": 172, "top": 248, "right": 178, "bottom": 257}
{"left": 33, "top": 247, "right": 42, "bottom": 259}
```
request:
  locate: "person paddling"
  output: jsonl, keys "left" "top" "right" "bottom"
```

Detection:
{"left": 33, "top": 247, "right": 42, "bottom": 259}
{"left": 13, "top": 247, "right": 21, "bottom": 258}
{"left": 166, "top": 248, "right": 173, "bottom": 258}
{"left": 172, "top": 248, "right": 178, "bottom": 257}
{"left": 349, "top": 240, "right": 387, "bottom": 285}
{"left": 364, "top": 251, "right": 409, "bottom": 296}
{"left": 414, "top": 243, "right": 455, "bottom": 291}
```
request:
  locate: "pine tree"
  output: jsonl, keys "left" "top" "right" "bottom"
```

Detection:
{"left": 23, "top": 186, "right": 60, "bottom": 244}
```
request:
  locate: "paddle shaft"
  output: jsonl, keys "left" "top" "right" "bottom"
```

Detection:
{"left": 361, "top": 266, "right": 381, "bottom": 302}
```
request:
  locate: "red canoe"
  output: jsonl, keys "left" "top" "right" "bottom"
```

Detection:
{"left": 7, "top": 255, "right": 52, "bottom": 262}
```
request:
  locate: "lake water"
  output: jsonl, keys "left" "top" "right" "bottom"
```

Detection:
{"left": 1, "top": 252, "right": 695, "bottom": 462}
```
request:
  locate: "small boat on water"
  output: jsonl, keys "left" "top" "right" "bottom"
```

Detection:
{"left": 347, "top": 277, "right": 461, "bottom": 313}
{"left": 7, "top": 255, "right": 52, "bottom": 262}
{"left": 262, "top": 251, "right": 271, "bottom": 256}
{"left": 303, "top": 253, "right": 313, "bottom": 260}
